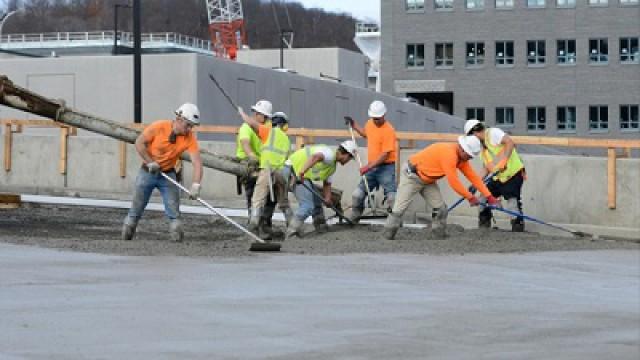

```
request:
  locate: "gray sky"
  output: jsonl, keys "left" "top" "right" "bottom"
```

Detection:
{"left": 285, "top": 0, "right": 380, "bottom": 23}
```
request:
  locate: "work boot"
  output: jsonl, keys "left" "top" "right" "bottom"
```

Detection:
{"left": 312, "top": 214, "right": 329, "bottom": 234}
{"left": 431, "top": 225, "right": 447, "bottom": 239}
{"left": 285, "top": 217, "right": 304, "bottom": 240}
{"left": 478, "top": 209, "right": 492, "bottom": 229}
{"left": 121, "top": 217, "right": 137, "bottom": 241}
{"left": 283, "top": 208, "right": 294, "bottom": 227}
{"left": 348, "top": 207, "right": 363, "bottom": 224}
{"left": 383, "top": 213, "right": 402, "bottom": 240}
{"left": 511, "top": 218, "right": 525, "bottom": 232}
{"left": 169, "top": 220, "right": 184, "bottom": 242}
{"left": 258, "top": 218, "right": 277, "bottom": 240}
{"left": 432, "top": 207, "right": 448, "bottom": 239}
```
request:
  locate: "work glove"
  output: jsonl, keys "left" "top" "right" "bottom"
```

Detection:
{"left": 146, "top": 161, "right": 161, "bottom": 174}
{"left": 359, "top": 165, "right": 372, "bottom": 176}
{"left": 486, "top": 195, "right": 501, "bottom": 207}
{"left": 468, "top": 196, "right": 480, "bottom": 207}
{"left": 344, "top": 116, "right": 354, "bottom": 128}
{"left": 189, "top": 183, "right": 201, "bottom": 200}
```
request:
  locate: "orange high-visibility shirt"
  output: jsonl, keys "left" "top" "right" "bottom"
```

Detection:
{"left": 142, "top": 120, "right": 199, "bottom": 171}
{"left": 408, "top": 143, "right": 491, "bottom": 199}
{"left": 364, "top": 119, "right": 397, "bottom": 164}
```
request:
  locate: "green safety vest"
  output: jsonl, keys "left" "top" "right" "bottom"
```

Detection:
{"left": 289, "top": 145, "right": 337, "bottom": 181}
{"left": 235, "top": 123, "right": 262, "bottom": 160}
{"left": 481, "top": 128, "right": 524, "bottom": 183}
{"left": 260, "top": 127, "right": 290, "bottom": 170}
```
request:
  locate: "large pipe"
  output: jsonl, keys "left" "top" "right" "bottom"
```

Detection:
{"left": 0, "top": 75, "right": 253, "bottom": 179}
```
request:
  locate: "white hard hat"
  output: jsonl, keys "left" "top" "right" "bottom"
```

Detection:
{"left": 368, "top": 100, "right": 387, "bottom": 118}
{"left": 271, "top": 111, "right": 289, "bottom": 126}
{"left": 464, "top": 119, "right": 483, "bottom": 135}
{"left": 339, "top": 140, "right": 358, "bottom": 158}
{"left": 175, "top": 103, "right": 200, "bottom": 125}
{"left": 458, "top": 135, "right": 482, "bottom": 158}
{"left": 251, "top": 100, "right": 273, "bottom": 118}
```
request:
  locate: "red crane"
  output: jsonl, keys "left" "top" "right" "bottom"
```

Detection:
{"left": 206, "top": 0, "right": 246, "bottom": 60}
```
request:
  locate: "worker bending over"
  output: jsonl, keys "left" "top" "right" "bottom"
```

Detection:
{"left": 383, "top": 136, "right": 500, "bottom": 240}
{"left": 464, "top": 120, "right": 526, "bottom": 231}
{"left": 285, "top": 141, "right": 357, "bottom": 238}
{"left": 122, "top": 103, "right": 203, "bottom": 242}
{"left": 239, "top": 108, "right": 293, "bottom": 239}
{"left": 346, "top": 100, "right": 398, "bottom": 222}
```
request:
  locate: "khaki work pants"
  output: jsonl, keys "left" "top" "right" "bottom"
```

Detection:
{"left": 390, "top": 167, "right": 445, "bottom": 217}
{"left": 251, "top": 168, "right": 290, "bottom": 211}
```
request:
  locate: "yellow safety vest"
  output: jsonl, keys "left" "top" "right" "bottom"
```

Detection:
{"left": 289, "top": 145, "right": 337, "bottom": 181}
{"left": 235, "top": 123, "right": 262, "bottom": 160}
{"left": 481, "top": 128, "right": 524, "bottom": 183}
{"left": 260, "top": 127, "right": 290, "bottom": 170}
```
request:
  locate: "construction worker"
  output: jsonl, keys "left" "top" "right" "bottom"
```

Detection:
{"left": 239, "top": 108, "right": 293, "bottom": 239}
{"left": 235, "top": 99, "right": 278, "bottom": 226}
{"left": 345, "top": 100, "right": 398, "bottom": 222}
{"left": 285, "top": 141, "right": 358, "bottom": 238}
{"left": 121, "top": 103, "right": 203, "bottom": 242}
{"left": 464, "top": 119, "right": 526, "bottom": 232}
{"left": 383, "top": 136, "right": 500, "bottom": 240}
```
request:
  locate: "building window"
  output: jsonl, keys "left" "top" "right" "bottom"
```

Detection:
{"left": 496, "top": 107, "right": 515, "bottom": 127}
{"left": 527, "top": 0, "right": 545, "bottom": 7}
{"left": 435, "top": 0, "right": 454, "bottom": 9}
{"left": 496, "top": 0, "right": 514, "bottom": 8}
{"left": 466, "top": 0, "right": 485, "bottom": 9}
{"left": 557, "top": 39, "right": 576, "bottom": 64}
{"left": 527, "top": 107, "right": 546, "bottom": 131}
{"left": 556, "top": 0, "right": 576, "bottom": 7}
{"left": 557, "top": 106, "right": 577, "bottom": 132}
{"left": 406, "top": 0, "right": 425, "bottom": 11}
{"left": 466, "top": 42, "right": 485, "bottom": 66}
{"left": 435, "top": 43, "right": 454, "bottom": 67}
{"left": 589, "top": 38, "right": 608, "bottom": 63}
{"left": 527, "top": 40, "right": 546, "bottom": 65}
{"left": 620, "top": 0, "right": 639, "bottom": 4}
{"left": 588, "top": 0, "right": 608, "bottom": 5}
{"left": 466, "top": 107, "right": 485, "bottom": 121}
{"left": 620, "top": 105, "right": 639, "bottom": 131}
{"left": 589, "top": 106, "right": 608, "bottom": 131}
{"left": 406, "top": 43, "right": 425, "bottom": 68}
{"left": 496, "top": 41, "right": 514, "bottom": 66}
{"left": 620, "top": 37, "right": 639, "bottom": 64}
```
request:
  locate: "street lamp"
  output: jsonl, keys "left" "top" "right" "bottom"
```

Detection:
{"left": 113, "top": 3, "right": 132, "bottom": 55}
{"left": 279, "top": 29, "right": 293, "bottom": 69}
{"left": 0, "top": 9, "right": 23, "bottom": 42}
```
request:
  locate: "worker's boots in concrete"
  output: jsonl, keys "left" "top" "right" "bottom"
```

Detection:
{"left": 511, "top": 218, "right": 525, "bottom": 232}
{"left": 382, "top": 213, "right": 402, "bottom": 240}
{"left": 478, "top": 208, "right": 493, "bottom": 229}
{"left": 348, "top": 207, "right": 363, "bottom": 224}
{"left": 285, "top": 217, "right": 304, "bottom": 240}
{"left": 121, "top": 218, "right": 137, "bottom": 241}
{"left": 169, "top": 219, "right": 184, "bottom": 242}
{"left": 506, "top": 198, "right": 525, "bottom": 232}
{"left": 312, "top": 214, "right": 329, "bottom": 234}
{"left": 431, "top": 207, "right": 448, "bottom": 239}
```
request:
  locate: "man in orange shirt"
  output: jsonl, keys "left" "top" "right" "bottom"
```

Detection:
{"left": 345, "top": 100, "right": 398, "bottom": 222}
{"left": 121, "top": 103, "right": 203, "bottom": 242}
{"left": 382, "top": 136, "right": 500, "bottom": 240}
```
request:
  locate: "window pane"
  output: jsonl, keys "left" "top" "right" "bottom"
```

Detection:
{"left": 407, "top": 0, "right": 425, "bottom": 10}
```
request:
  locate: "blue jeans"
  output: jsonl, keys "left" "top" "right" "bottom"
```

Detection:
{"left": 125, "top": 168, "right": 180, "bottom": 223}
{"left": 354, "top": 163, "right": 397, "bottom": 209}
{"left": 293, "top": 179, "right": 324, "bottom": 221}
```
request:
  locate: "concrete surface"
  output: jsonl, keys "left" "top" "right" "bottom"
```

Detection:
{"left": 0, "top": 243, "right": 638, "bottom": 359}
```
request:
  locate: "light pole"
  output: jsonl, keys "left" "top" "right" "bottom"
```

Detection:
{"left": 279, "top": 29, "right": 293, "bottom": 69}
{"left": 0, "top": 10, "right": 22, "bottom": 42}
{"left": 113, "top": 3, "right": 132, "bottom": 55}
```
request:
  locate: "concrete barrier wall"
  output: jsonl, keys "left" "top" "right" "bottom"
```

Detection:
{"left": 1, "top": 135, "right": 638, "bottom": 238}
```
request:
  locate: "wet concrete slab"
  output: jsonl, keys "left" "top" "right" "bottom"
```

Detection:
{"left": 1, "top": 243, "right": 638, "bottom": 360}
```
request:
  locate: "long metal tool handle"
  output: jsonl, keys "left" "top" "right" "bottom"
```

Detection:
{"left": 160, "top": 173, "right": 266, "bottom": 244}
{"left": 209, "top": 73, "right": 239, "bottom": 111}
{"left": 448, "top": 171, "right": 498, "bottom": 212}
{"left": 485, "top": 204, "right": 586, "bottom": 238}
{"left": 267, "top": 164, "right": 275, "bottom": 203}
{"left": 347, "top": 123, "right": 377, "bottom": 211}
{"left": 297, "top": 177, "right": 354, "bottom": 225}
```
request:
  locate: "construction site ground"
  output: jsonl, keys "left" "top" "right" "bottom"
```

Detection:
{"left": 1, "top": 203, "right": 639, "bottom": 359}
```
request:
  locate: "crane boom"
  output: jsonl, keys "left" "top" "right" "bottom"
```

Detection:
{"left": 206, "top": 0, "right": 246, "bottom": 60}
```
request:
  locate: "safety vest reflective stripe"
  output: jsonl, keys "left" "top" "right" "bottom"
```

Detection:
{"left": 260, "top": 127, "right": 290, "bottom": 170}
{"left": 481, "top": 128, "right": 524, "bottom": 183}
{"left": 289, "top": 145, "right": 337, "bottom": 181}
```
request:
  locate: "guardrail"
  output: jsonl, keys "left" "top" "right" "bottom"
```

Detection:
{"left": 2, "top": 119, "right": 639, "bottom": 210}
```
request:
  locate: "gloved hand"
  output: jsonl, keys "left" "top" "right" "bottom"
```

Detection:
{"left": 344, "top": 116, "right": 354, "bottom": 128}
{"left": 146, "top": 161, "right": 161, "bottom": 174}
{"left": 468, "top": 196, "right": 480, "bottom": 207}
{"left": 486, "top": 195, "right": 501, "bottom": 207}
{"left": 189, "top": 183, "right": 201, "bottom": 200}
{"left": 359, "top": 165, "right": 372, "bottom": 176}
